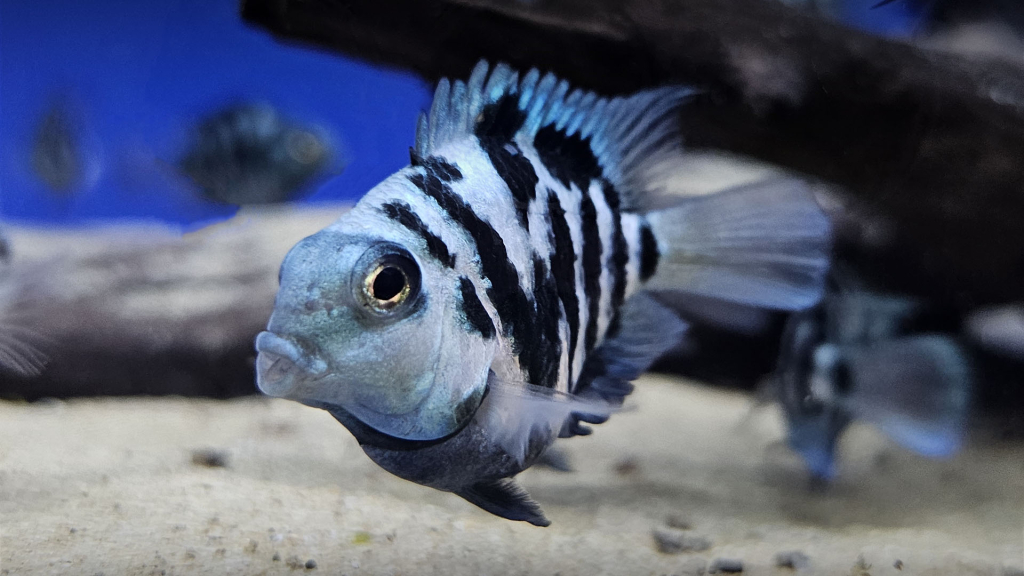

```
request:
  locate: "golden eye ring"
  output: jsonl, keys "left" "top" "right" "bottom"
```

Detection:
{"left": 363, "top": 264, "right": 410, "bottom": 311}
{"left": 352, "top": 246, "right": 422, "bottom": 319}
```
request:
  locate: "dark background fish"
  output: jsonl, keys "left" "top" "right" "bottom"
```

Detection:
{"left": 177, "top": 102, "right": 341, "bottom": 206}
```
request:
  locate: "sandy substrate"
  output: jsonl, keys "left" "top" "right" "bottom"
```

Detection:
{"left": 1, "top": 377, "right": 1022, "bottom": 576}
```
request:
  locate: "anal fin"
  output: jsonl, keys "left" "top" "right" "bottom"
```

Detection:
{"left": 455, "top": 478, "right": 550, "bottom": 527}
{"left": 565, "top": 292, "right": 688, "bottom": 437}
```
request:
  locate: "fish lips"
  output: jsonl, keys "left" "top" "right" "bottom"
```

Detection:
{"left": 254, "top": 331, "right": 329, "bottom": 399}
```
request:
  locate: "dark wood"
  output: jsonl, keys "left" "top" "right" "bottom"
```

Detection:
{"left": 242, "top": 0, "right": 1024, "bottom": 306}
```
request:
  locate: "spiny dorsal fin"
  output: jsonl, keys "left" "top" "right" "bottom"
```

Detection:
{"left": 454, "top": 478, "right": 550, "bottom": 527}
{"left": 413, "top": 60, "right": 694, "bottom": 210}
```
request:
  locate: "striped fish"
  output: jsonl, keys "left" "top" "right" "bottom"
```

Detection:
{"left": 255, "top": 61, "right": 831, "bottom": 526}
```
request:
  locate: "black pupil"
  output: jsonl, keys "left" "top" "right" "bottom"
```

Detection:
{"left": 372, "top": 267, "right": 406, "bottom": 301}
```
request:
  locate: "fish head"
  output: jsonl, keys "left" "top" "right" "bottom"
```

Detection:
{"left": 256, "top": 190, "right": 495, "bottom": 443}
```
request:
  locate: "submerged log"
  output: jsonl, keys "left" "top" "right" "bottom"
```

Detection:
{"left": 242, "top": 0, "right": 1024, "bottom": 306}
{"left": 0, "top": 207, "right": 342, "bottom": 400}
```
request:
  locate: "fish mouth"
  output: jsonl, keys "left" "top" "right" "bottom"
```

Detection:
{"left": 254, "top": 331, "right": 329, "bottom": 398}
{"left": 255, "top": 332, "right": 486, "bottom": 445}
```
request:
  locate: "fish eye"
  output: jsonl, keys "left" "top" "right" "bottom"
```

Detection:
{"left": 356, "top": 249, "right": 421, "bottom": 315}
{"left": 367, "top": 265, "right": 408, "bottom": 305}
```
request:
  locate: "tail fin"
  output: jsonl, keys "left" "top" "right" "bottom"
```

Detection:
{"left": 840, "top": 335, "right": 972, "bottom": 457}
{"left": 644, "top": 178, "right": 831, "bottom": 311}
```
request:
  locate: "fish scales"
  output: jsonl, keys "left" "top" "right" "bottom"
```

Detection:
{"left": 402, "top": 90, "right": 650, "bottom": 396}
{"left": 255, "top": 60, "right": 831, "bottom": 525}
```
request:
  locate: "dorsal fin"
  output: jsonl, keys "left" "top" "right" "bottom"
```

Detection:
{"left": 413, "top": 60, "right": 694, "bottom": 210}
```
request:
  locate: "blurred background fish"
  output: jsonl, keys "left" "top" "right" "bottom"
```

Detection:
{"left": 0, "top": 0, "right": 429, "bottom": 231}
{"left": 29, "top": 96, "right": 104, "bottom": 198}
{"left": 176, "top": 102, "right": 342, "bottom": 206}
{"left": 772, "top": 283, "right": 973, "bottom": 480}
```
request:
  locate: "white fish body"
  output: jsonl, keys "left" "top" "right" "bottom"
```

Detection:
{"left": 256, "top": 61, "right": 831, "bottom": 525}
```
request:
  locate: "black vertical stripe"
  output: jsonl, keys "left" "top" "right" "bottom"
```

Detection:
{"left": 531, "top": 254, "right": 563, "bottom": 389}
{"left": 474, "top": 93, "right": 526, "bottom": 143}
{"left": 380, "top": 201, "right": 456, "bottom": 269}
{"left": 533, "top": 124, "right": 602, "bottom": 192}
{"left": 639, "top": 222, "right": 660, "bottom": 281}
{"left": 407, "top": 169, "right": 523, "bottom": 345}
{"left": 579, "top": 190, "right": 603, "bottom": 354}
{"left": 474, "top": 93, "right": 538, "bottom": 231}
{"left": 601, "top": 181, "right": 629, "bottom": 337}
{"left": 421, "top": 156, "right": 463, "bottom": 182}
{"left": 530, "top": 124, "right": 605, "bottom": 356}
{"left": 407, "top": 160, "right": 560, "bottom": 388}
{"left": 546, "top": 190, "right": 580, "bottom": 383}
{"left": 457, "top": 276, "right": 495, "bottom": 339}
{"left": 479, "top": 140, "right": 538, "bottom": 231}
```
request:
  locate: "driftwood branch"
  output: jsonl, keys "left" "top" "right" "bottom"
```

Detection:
{"left": 242, "top": 0, "right": 1024, "bottom": 306}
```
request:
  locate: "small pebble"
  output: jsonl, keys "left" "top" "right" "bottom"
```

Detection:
{"left": 708, "top": 558, "right": 744, "bottom": 573}
{"left": 775, "top": 550, "right": 810, "bottom": 570}
{"left": 305, "top": 559, "right": 318, "bottom": 570}
{"left": 653, "top": 528, "right": 713, "bottom": 554}
{"left": 894, "top": 559, "right": 903, "bottom": 570}
{"left": 190, "top": 448, "right": 229, "bottom": 468}
{"left": 272, "top": 552, "right": 281, "bottom": 562}
{"left": 665, "top": 514, "right": 693, "bottom": 530}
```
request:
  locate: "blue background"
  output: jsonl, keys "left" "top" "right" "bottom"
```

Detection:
{"left": 0, "top": 0, "right": 431, "bottom": 230}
